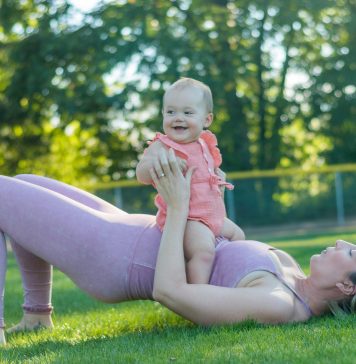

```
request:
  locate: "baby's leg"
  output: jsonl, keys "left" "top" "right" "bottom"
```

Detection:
{"left": 184, "top": 221, "right": 216, "bottom": 284}
{"left": 221, "top": 217, "right": 245, "bottom": 241}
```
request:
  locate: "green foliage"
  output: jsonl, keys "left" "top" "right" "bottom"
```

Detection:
{"left": 0, "top": 0, "right": 355, "bottom": 188}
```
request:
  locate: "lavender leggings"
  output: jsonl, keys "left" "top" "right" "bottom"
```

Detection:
{"left": 0, "top": 175, "right": 162, "bottom": 328}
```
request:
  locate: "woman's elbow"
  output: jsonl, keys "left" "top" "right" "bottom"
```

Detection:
{"left": 152, "top": 289, "right": 162, "bottom": 303}
{"left": 152, "top": 282, "right": 171, "bottom": 303}
{"left": 152, "top": 286, "right": 171, "bottom": 304}
{"left": 152, "top": 283, "right": 181, "bottom": 305}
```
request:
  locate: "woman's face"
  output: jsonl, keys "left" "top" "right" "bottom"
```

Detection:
{"left": 310, "top": 240, "right": 356, "bottom": 289}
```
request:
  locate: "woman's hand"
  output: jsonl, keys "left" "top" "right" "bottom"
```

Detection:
{"left": 152, "top": 142, "right": 187, "bottom": 174}
{"left": 136, "top": 141, "right": 187, "bottom": 185}
{"left": 149, "top": 148, "right": 195, "bottom": 212}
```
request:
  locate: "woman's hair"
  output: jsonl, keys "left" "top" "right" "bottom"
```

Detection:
{"left": 328, "top": 296, "right": 356, "bottom": 316}
{"left": 328, "top": 271, "right": 356, "bottom": 316}
{"left": 163, "top": 77, "right": 213, "bottom": 113}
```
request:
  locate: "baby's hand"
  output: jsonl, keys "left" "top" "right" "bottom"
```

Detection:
{"left": 215, "top": 168, "right": 226, "bottom": 182}
{"left": 215, "top": 168, "right": 226, "bottom": 195}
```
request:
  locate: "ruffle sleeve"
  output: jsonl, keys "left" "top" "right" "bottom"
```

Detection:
{"left": 147, "top": 132, "right": 189, "bottom": 160}
{"left": 200, "top": 130, "right": 222, "bottom": 168}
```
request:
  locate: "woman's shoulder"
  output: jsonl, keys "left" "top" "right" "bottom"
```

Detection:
{"left": 241, "top": 276, "right": 307, "bottom": 323}
{"left": 270, "top": 248, "right": 305, "bottom": 275}
{"left": 232, "top": 277, "right": 298, "bottom": 323}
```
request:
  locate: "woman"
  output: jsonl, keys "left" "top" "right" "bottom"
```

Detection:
{"left": 0, "top": 150, "right": 355, "bottom": 345}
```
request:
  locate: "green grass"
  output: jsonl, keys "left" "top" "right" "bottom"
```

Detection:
{"left": 2, "top": 228, "right": 356, "bottom": 363}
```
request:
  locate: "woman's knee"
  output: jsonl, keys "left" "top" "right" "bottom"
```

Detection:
{"left": 14, "top": 174, "right": 36, "bottom": 182}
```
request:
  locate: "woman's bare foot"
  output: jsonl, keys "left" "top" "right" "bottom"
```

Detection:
{"left": 6, "top": 313, "right": 53, "bottom": 334}
{"left": 0, "top": 328, "right": 5, "bottom": 345}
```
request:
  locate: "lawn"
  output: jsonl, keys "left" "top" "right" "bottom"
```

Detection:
{"left": 2, "top": 228, "right": 356, "bottom": 363}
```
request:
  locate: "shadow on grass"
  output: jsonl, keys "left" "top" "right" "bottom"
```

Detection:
{"left": 0, "top": 320, "right": 292, "bottom": 360}
{"left": 4, "top": 315, "right": 356, "bottom": 363}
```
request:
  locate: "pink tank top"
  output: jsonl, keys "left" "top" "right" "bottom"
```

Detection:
{"left": 210, "top": 239, "right": 313, "bottom": 317}
{"left": 129, "top": 233, "right": 313, "bottom": 318}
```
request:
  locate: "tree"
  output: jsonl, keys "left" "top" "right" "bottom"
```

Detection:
{"left": 0, "top": 0, "right": 354, "bottom": 187}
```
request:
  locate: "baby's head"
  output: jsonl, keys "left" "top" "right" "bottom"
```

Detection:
{"left": 162, "top": 78, "right": 213, "bottom": 144}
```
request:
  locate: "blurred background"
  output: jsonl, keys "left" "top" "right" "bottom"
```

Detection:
{"left": 0, "top": 0, "right": 355, "bottom": 229}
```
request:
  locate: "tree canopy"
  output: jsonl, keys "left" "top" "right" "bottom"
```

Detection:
{"left": 0, "top": 0, "right": 355, "bottom": 185}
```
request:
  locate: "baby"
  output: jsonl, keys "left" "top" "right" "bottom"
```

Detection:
{"left": 136, "top": 78, "right": 244, "bottom": 284}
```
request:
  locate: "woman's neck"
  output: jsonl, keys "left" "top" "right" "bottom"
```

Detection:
{"left": 295, "top": 277, "right": 345, "bottom": 316}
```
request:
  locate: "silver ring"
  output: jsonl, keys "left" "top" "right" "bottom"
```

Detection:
{"left": 159, "top": 173, "right": 165, "bottom": 178}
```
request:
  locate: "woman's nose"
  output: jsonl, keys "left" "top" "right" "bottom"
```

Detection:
{"left": 336, "top": 240, "right": 354, "bottom": 249}
{"left": 335, "top": 240, "right": 344, "bottom": 249}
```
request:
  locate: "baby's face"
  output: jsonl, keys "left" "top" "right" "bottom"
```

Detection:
{"left": 162, "top": 86, "right": 212, "bottom": 144}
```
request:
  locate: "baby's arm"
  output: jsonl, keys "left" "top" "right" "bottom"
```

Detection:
{"left": 221, "top": 218, "right": 245, "bottom": 241}
{"left": 136, "top": 141, "right": 187, "bottom": 185}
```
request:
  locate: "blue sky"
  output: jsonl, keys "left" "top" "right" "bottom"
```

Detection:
{"left": 68, "top": 0, "right": 101, "bottom": 12}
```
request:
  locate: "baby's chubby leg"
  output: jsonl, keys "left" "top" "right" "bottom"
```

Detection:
{"left": 184, "top": 221, "right": 216, "bottom": 284}
{"left": 221, "top": 217, "right": 245, "bottom": 241}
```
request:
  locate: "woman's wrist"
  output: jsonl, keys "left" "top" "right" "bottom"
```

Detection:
{"left": 166, "top": 206, "right": 189, "bottom": 221}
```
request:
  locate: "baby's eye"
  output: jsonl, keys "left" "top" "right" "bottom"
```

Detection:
{"left": 184, "top": 111, "right": 193, "bottom": 115}
{"left": 166, "top": 110, "right": 174, "bottom": 115}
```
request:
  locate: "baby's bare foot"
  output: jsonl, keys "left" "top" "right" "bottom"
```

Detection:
{"left": 6, "top": 313, "right": 53, "bottom": 334}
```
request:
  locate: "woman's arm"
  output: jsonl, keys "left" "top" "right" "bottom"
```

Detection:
{"left": 151, "top": 150, "right": 294, "bottom": 325}
{"left": 156, "top": 282, "right": 295, "bottom": 325}
{"left": 151, "top": 148, "right": 191, "bottom": 297}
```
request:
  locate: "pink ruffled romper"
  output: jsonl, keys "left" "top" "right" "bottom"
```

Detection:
{"left": 149, "top": 131, "right": 234, "bottom": 236}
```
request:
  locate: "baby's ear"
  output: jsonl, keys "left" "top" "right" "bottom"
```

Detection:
{"left": 204, "top": 113, "right": 213, "bottom": 128}
{"left": 336, "top": 281, "right": 356, "bottom": 296}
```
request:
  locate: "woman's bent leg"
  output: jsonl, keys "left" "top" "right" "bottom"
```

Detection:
{"left": 0, "top": 175, "right": 143, "bottom": 334}
{"left": 0, "top": 175, "right": 137, "bottom": 298}
{"left": 14, "top": 174, "right": 126, "bottom": 215}
{"left": 9, "top": 240, "right": 53, "bottom": 313}
{"left": 6, "top": 175, "right": 127, "bottom": 334}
